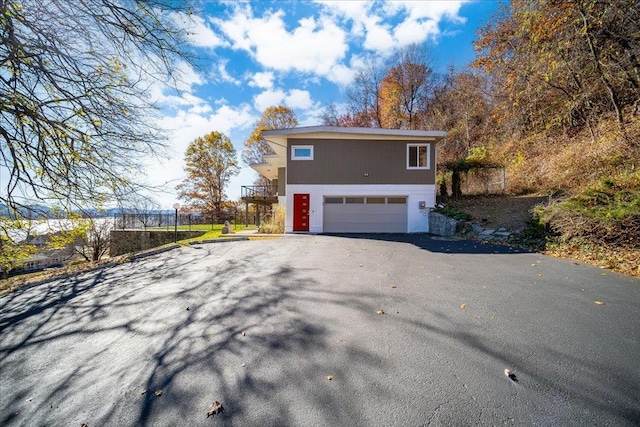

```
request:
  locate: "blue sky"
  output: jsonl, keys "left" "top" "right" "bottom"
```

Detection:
{"left": 144, "top": 1, "right": 502, "bottom": 208}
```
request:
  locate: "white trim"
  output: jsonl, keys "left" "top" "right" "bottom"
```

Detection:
{"left": 407, "top": 143, "right": 430, "bottom": 170}
{"left": 285, "top": 184, "right": 435, "bottom": 233}
{"left": 291, "top": 145, "right": 314, "bottom": 160}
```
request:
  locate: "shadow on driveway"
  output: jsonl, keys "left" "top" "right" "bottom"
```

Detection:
{"left": 1, "top": 237, "right": 638, "bottom": 425}
{"left": 322, "top": 232, "right": 533, "bottom": 255}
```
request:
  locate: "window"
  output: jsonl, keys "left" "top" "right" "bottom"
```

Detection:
{"left": 325, "top": 197, "right": 344, "bottom": 204}
{"left": 366, "top": 197, "right": 386, "bottom": 204}
{"left": 387, "top": 197, "right": 407, "bottom": 204}
{"left": 407, "top": 144, "right": 430, "bottom": 169}
{"left": 345, "top": 197, "right": 365, "bottom": 204}
{"left": 292, "top": 145, "right": 314, "bottom": 160}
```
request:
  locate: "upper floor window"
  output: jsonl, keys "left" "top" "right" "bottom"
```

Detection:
{"left": 407, "top": 143, "right": 430, "bottom": 169}
{"left": 292, "top": 145, "right": 314, "bottom": 160}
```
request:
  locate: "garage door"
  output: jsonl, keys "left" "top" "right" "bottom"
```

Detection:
{"left": 323, "top": 196, "right": 407, "bottom": 233}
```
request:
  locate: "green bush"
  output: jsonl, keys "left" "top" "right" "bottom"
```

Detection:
{"left": 431, "top": 205, "right": 473, "bottom": 221}
{"left": 536, "top": 174, "right": 640, "bottom": 247}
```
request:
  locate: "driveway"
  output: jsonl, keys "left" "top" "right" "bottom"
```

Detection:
{"left": 1, "top": 235, "right": 639, "bottom": 426}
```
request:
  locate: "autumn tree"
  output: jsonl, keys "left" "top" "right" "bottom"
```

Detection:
{"left": 319, "top": 104, "right": 371, "bottom": 127}
{"left": 177, "top": 132, "right": 239, "bottom": 221}
{"left": 379, "top": 45, "right": 433, "bottom": 129}
{"left": 332, "top": 44, "right": 435, "bottom": 130}
{"left": 242, "top": 106, "right": 298, "bottom": 166}
{"left": 0, "top": 0, "right": 196, "bottom": 212}
{"left": 0, "top": 216, "right": 36, "bottom": 276}
{"left": 473, "top": 0, "right": 640, "bottom": 137}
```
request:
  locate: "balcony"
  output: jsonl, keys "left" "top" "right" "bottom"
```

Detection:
{"left": 241, "top": 185, "right": 278, "bottom": 205}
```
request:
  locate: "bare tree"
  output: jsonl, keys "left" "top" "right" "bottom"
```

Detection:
{"left": 346, "top": 55, "right": 385, "bottom": 127}
{"left": 0, "top": 0, "right": 196, "bottom": 212}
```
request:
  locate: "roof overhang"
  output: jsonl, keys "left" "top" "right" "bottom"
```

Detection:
{"left": 262, "top": 126, "right": 447, "bottom": 150}
{"left": 250, "top": 164, "right": 278, "bottom": 181}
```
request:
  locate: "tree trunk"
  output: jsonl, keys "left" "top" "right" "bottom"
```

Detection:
{"left": 451, "top": 170, "right": 463, "bottom": 198}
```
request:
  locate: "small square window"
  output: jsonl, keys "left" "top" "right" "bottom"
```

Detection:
{"left": 292, "top": 145, "right": 314, "bottom": 160}
{"left": 407, "top": 144, "right": 430, "bottom": 169}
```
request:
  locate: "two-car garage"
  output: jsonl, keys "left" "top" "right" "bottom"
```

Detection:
{"left": 322, "top": 196, "right": 408, "bottom": 233}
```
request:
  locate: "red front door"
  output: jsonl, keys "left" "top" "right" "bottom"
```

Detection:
{"left": 293, "top": 194, "right": 310, "bottom": 231}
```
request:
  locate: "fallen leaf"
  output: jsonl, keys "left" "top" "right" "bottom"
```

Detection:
{"left": 504, "top": 369, "right": 517, "bottom": 381}
{"left": 390, "top": 285, "right": 396, "bottom": 289}
{"left": 154, "top": 390, "right": 163, "bottom": 397}
{"left": 376, "top": 309, "right": 385, "bottom": 315}
{"left": 206, "top": 401, "right": 224, "bottom": 418}
{"left": 460, "top": 303, "right": 467, "bottom": 310}
{"left": 595, "top": 301, "right": 605, "bottom": 305}
{"left": 326, "top": 375, "right": 333, "bottom": 381}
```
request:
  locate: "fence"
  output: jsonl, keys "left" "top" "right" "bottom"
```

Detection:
{"left": 113, "top": 212, "right": 238, "bottom": 230}
{"left": 441, "top": 167, "right": 506, "bottom": 197}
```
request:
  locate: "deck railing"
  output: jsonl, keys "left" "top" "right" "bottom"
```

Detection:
{"left": 241, "top": 185, "right": 278, "bottom": 199}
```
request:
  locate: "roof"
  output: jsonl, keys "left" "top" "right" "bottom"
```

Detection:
{"left": 262, "top": 125, "right": 446, "bottom": 139}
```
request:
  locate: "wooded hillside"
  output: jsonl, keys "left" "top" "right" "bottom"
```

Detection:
{"left": 322, "top": 0, "right": 639, "bottom": 274}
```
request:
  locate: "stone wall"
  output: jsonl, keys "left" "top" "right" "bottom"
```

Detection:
{"left": 429, "top": 212, "right": 464, "bottom": 237}
{"left": 110, "top": 230, "right": 206, "bottom": 256}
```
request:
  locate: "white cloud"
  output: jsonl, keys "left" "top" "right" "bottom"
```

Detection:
{"left": 248, "top": 71, "right": 274, "bottom": 89}
{"left": 171, "top": 12, "right": 227, "bottom": 48}
{"left": 213, "top": 8, "right": 348, "bottom": 77}
{"left": 253, "top": 89, "right": 286, "bottom": 112}
{"left": 284, "top": 89, "right": 312, "bottom": 109}
{"left": 362, "top": 17, "right": 394, "bottom": 52}
{"left": 317, "top": 0, "right": 467, "bottom": 53}
{"left": 325, "top": 63, "right": 356, "bottom": 86}
{"left": 215, "top": 59, "right": 240, "bottom": 85}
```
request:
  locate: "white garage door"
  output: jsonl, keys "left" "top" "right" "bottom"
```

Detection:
{"left": 323, "top": 196, "right": 407, "bottom": 233}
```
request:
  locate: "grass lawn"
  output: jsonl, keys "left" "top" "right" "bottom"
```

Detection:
{"left": 172, "top": 223, "right": 257, "bottom": 242}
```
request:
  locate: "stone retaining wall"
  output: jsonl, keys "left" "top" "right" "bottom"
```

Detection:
{"left": 429, "top": 212, "right": 465, "bottom": 237}
{"left": 110, "top": 230, "right": 206, "bottom": 256}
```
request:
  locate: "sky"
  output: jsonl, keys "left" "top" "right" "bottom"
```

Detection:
{"left": 132, "top": 0, "right": 501, "bottom": 209}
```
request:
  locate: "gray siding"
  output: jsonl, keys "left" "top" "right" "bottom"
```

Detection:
{"left": 278, "top": 167, "right": 286, "bottom": 196}
{"left": 287, "top": 138, "right": 436, "bottom": 185}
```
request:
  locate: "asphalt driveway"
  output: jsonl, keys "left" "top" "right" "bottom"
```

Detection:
{"left": 1, "top": 235, "right": 639, "bottom": 426}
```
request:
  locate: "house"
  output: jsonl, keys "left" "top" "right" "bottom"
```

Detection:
{"left": 244, "top": 126, "right": 446, "bottom": 234}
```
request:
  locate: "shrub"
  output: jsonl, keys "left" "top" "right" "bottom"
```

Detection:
{"left": 258, "top": 205, "right": 285, "bottom": 234}
{"left": 432, "top": 205, "right": 473, "bottom": 221}
{"left": 536, "top": 173, "right": 640, "bottom": 248}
